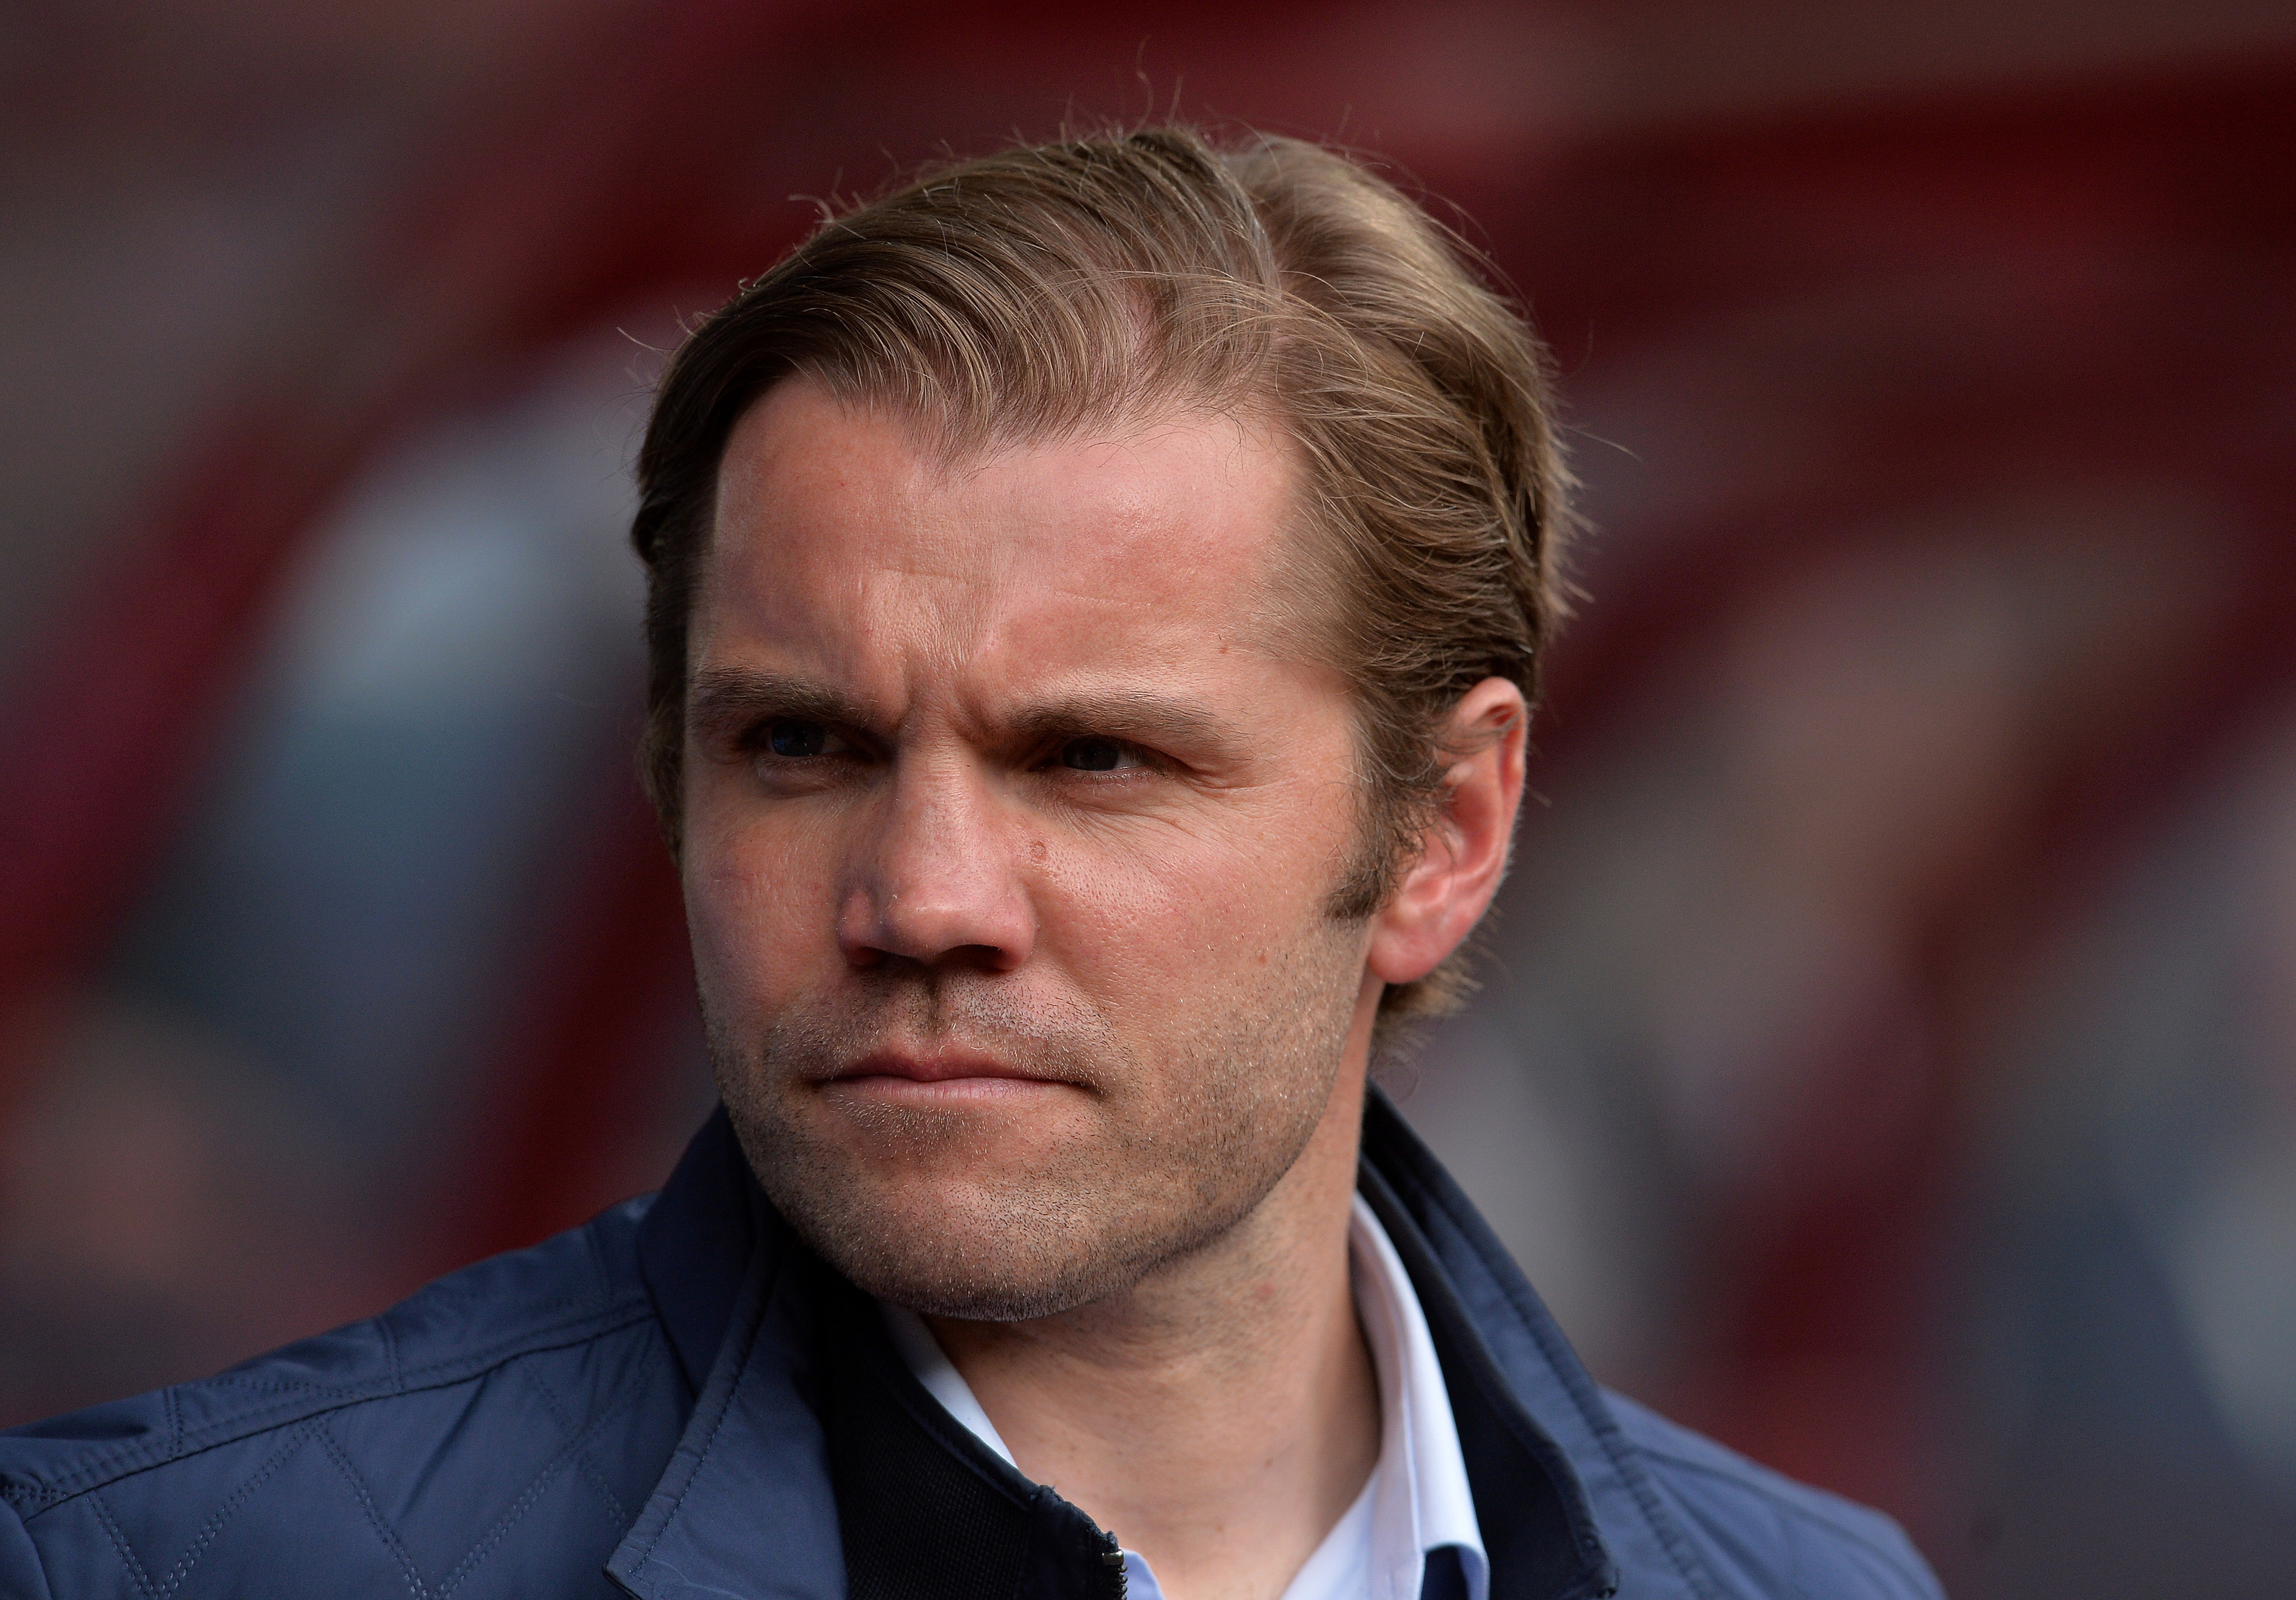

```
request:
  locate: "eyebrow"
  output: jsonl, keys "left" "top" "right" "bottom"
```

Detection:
{"left": 1005, "top": 690, "right": 1247, "bottom": 764}
{"left": 688, "top": 667, "right": 875, "bottom": 740}
{"left": 686, "top": 667, "right": 1247, "bottom": 764}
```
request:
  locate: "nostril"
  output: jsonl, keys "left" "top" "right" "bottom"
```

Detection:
{"left": 841, "top": 938, "right": 1016, "bottom": 975}
{"left": 946, "top": 941, "right": 1018, "bottom": 973}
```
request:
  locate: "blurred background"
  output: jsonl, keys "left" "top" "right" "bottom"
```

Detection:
{"left": 3, "top": 2, "right": 2293, "bottom": 1593}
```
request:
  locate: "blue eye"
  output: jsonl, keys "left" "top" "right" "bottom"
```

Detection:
{"left": 765, "top": 721, "right": 830, "bottom": 759}
{"left": 1059, "top": 738, "right": 1127, "bottom": 772}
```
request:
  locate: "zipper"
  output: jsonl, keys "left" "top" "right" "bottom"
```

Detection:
{"left": 1099, "top": 1528, "right": 1128, "bottom": 1598}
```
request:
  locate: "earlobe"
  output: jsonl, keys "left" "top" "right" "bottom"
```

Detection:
{"left": 1365, "top": 679, "right": 1529, "bottom": 986}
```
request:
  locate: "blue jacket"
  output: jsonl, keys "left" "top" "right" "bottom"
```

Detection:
{"left": 0, "top": 1093, "right": 1942, "bottom": 1599}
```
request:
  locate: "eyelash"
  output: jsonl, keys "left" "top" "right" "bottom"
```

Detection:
{"left": 741, "top": 721, "right": 857, "bottom": 762}
{"left": 742, "top": 721, "right": 1154, "bottom": 776}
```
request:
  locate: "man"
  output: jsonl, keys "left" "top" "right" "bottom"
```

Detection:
{"left": 1, "top": 127, "right": 1941, "bottom": 1599}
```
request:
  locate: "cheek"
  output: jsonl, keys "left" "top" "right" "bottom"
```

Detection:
{"left": 1034, "top": 806, "right": 1342, "bottom": 1008}
{"left": 681, "top": 795, "right": 845, "bottom": 1013}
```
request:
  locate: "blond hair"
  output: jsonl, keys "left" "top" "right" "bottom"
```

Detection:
{"left": 633, "top": 125, "right": 1575, "bottom": 1022}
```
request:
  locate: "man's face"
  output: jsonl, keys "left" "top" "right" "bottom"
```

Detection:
{"left": 682, "top": 379, "right": 1379, "bottom": 1320}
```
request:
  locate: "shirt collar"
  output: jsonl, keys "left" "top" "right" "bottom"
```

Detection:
{"left": 1349, "top": 1193, "right": 1491, "bottom": 1600}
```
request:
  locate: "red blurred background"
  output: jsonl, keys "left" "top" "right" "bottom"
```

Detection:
{"left": 4, "top": 5, "right": 2295, "bottom": 1594}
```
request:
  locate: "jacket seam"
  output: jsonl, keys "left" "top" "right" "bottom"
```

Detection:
{"left": 4, "top": 1301, "right": 653, "bottom": 1513}
{"left": 387, "top": 1298, "right": 651, "bottom": 1384}
{"left": 315, "top": 1419, "right": 431, "bottom": 1596}
{"left": 522, "top": 1366, "right": 630, "bottom": 1527}
{"left": 434, "top": 1450, "right": 574, "bottom": 1597}
{"left": 87, "top": 1493, "right": 159, "bottom": 1600}
{"left": 586, "top": 1220, "right": 616, "bottom": 1307}
{"left": 625, "top": 1324, "right": 759, "bottom": 1575}
{"left": 381, "top": 1309, "right": 404, "bottom": 1395}
{"left": 438, "top": 1359, "right": 651, "bottom": 1596}
{"left": 147, "top": 1422, "right": 316, "bottom": 1597}
{"left": 1628, "top": 1445, "right": 1930, "bottom": 1579}
{"left": 624, "top": 1256, "right": 774, "bottom": 1577}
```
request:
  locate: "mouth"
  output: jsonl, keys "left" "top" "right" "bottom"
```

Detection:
{"left": 823, "top": 1050, "right": 1082, "bottom": 1101}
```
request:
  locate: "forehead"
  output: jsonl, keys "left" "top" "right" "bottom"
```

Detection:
{"left": 698, "top": 379, "right": 1307, "bottom": 681}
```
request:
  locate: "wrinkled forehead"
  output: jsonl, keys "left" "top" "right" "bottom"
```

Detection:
{"left": 700, "top": 376, "right": 1330, "bottom": 667}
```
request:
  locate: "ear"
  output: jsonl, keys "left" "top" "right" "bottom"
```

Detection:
{"left": 1366, "top": 677, "right": 1529, "bottom": 987}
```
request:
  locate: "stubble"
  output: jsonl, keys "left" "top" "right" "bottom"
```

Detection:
{"left": 710, "top": 921, "right": 1366, "bottom": 1321}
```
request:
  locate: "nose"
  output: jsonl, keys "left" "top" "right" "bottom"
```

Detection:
{"left": 836, "top": 756, "right": 1034, "bottom": 973}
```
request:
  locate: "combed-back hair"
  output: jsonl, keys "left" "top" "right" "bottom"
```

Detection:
{"left": 633, "top": 124, "right": 1577, "bottom": 1023}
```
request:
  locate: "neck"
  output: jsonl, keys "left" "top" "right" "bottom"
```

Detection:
{"left": 928, "top": 1056, "right": 1380, "bottom": 1600}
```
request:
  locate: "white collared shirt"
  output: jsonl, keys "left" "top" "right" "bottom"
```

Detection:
{"left": 880, "top": 1196, "right": 1489, "bottom": 1600}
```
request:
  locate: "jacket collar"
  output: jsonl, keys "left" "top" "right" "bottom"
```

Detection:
{"left": 613, "top": 1094, "right": 1635, "bottom": 1600}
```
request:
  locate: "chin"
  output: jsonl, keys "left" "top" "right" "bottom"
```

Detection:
{"left": 846, "top": 1251, "right": 1116, "bottom": 1324}
{"left": 785, "top": 1173, "right": 1132, "bottom": 1322}
{"left": 712, "top": 975, "right": 1354, "bottom": 1322}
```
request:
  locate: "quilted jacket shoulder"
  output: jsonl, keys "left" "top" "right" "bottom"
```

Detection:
{"left": 2, "top": 1104, "right": 1946, "bottom": 1600}
{"left": 0, "top": 1197, "right": 691, "bottom": 1600}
